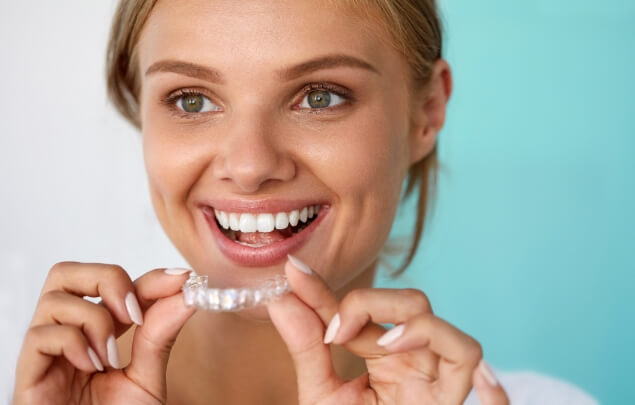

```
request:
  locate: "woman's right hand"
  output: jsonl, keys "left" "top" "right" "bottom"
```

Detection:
{"left": 12, "top": 261, "right": 195, "bottom": 405}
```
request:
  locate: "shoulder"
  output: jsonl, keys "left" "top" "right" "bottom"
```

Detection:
{"left": 463, "top": 370, "right": 600, "bottom": 405}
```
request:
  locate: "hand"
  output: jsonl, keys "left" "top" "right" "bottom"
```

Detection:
{"left": 267, "top": 256, "right": 510, "bottom": 405}
{"left": 12, "top": 262, "right": 195, "bottom": 405}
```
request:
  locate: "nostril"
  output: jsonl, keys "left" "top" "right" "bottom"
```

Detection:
{"left": 213, "top": 144, "right": 296, "bottom": 192}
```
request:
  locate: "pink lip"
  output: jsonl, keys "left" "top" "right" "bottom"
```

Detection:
{"left": 202, "top": 204, "right": 330, "bottom": 267}
{"left": 200, "top": 199, "right": 329, "bottom": 214}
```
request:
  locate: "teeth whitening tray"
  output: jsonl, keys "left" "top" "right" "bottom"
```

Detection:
{"left": 182, "top": 273, "right": 291, "bottom": 311}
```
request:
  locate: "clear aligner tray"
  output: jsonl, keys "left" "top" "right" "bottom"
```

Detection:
{"left": 182, "top": 273, "right": 291, "bottom": 311}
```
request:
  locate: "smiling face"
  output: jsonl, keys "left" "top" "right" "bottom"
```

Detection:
{"left": 136, "top": 0, "right": 432, "bottom": 291}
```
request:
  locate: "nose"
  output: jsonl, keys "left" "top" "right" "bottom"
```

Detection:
{"left": 212, "top": 116, "right": 296, "bottom": 193}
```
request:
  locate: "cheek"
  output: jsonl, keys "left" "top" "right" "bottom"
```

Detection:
{"left": 310, "top": 105, "right": 410, "bottom": 285}
{"left": 320, "top": 104, "right": 409, "bottom": 206}
{"left": 141, "top": 118, "right": 207, "bottom": 218}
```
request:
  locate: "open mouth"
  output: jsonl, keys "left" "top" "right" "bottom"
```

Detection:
{"left": 211, "top": 204, "right": 321, "bottom": 248}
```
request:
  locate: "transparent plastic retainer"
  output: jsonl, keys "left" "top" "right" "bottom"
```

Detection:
{"left": 182, "top": 273, "right": 291, "bottom": 311}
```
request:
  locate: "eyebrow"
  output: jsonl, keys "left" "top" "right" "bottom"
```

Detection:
{"left": 278, "top": 54, "right": 380, "bottom": 80}
{"left": 145, "top": 54, "right": 380, "bottom": 84}
{"left": 145, "top": 60, "right": 226, "bottom": 84}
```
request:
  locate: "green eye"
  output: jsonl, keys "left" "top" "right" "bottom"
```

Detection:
{"left": 181, "top": 94, "right": 204, "bottom": 112}
{"left": 300, "top": 89, "right": 345, "bottom": 109}
{"left": 176, "top": 93, "right": 220, "bottom": 113}
{"left": 308, "top": 90, "right": 331, "bottom": 108}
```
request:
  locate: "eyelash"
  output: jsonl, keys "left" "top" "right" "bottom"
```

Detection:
{"left": 162, "top": 82, "right": 353, "bottom": 119}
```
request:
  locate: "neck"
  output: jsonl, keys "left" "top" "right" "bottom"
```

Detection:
{"left": 167, "top": 262, "right": 377, "bottom": 405}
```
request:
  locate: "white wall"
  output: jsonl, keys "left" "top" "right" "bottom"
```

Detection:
{"left": 0, "top": 2, "right": 188, "bottom": 400}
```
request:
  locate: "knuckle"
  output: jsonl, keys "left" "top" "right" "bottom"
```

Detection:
{"left": 463, "top": 337, "right": 483, "bottom": 365}
{"left": 24, "top": 326, "right": 43, "bottom": 345}
{"left": 37, "top": 290, "right": 64, "bottom": 309}
{"left": 411, "top": 312, "right": 434, "bottom": 330}
{"left": 103, "top": 264, "right": 130, "bottom": 284}
{"left": 62, "top": 325, "right": 86, "bottom": 346}
{"left": 400, "top": 288, "right": 432, "bottom": 313}
{"left": 48, "top": 261, "right": 75, "bottom": 277}
{"left": 341, "top": 288, "right": 372, "bottom": 311}
{"left": 91, "top": 303, "right": 116, "bottom": 332}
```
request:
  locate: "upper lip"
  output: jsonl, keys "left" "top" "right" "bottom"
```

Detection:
{"left": 198, "top": 199, "right": 330, "bottom": 214}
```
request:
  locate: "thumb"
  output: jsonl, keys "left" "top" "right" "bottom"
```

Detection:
{"left": 125, "top": 269, "right": 196, "bottom": 401}
{"left": 473, "top": 360, "right": 509, "bottom": 405}
{"left": 268, "top": 292, "right": 343, "bottom": 404}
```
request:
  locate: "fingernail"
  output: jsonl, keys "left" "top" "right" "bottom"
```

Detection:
{"left": 87, "top": 346, "right": 103, "bottom": 371}
{"left": 287, "top": 254, "right": 312, "bottom": 275}
{"left": 377, "top": 324, "right": 405, "bottom": 346}
{"left": 324, "top": 313, "right": 341, "bottom": 344}
{"left": 106, "top": 335, "right": 120, "bottom": 369}
{"left": 479, "top": 359, "right": 499, "bottom": 386}
{"left": 124, "top": 291, "right": 143, "bottom": 325}
{"left": 164, "top": 267, "right": 191, "bottom": 275}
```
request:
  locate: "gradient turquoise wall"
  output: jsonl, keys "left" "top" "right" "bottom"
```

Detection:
{"left": 376, "top": 2, "right": 635, "bottom": 404}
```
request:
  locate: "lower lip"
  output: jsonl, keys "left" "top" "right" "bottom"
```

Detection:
{"left": 203, "top": 206, "right": 329, "bottom": 267}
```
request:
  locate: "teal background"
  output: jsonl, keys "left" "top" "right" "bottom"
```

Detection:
{"left": 376, "top": 1, "right": 634, "bottom": 404}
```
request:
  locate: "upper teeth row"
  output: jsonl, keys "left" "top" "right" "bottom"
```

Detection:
{"left": 214, "top": 205, "right": 321, "bottom": 232}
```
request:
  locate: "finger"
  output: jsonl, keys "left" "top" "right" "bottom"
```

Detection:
{"left": 125, "top": 268, "right": 195, "bottom": 401}
{"left": 15, "top": 324, "right": 102, "bottom": 390}
{"left": 31, "top": 291, "right": 116, "bottom": 369}
{"left": 267, "top": 291, "right": 342, "bottom": 404}
{"left": 40, "top": 261, "right": 142, "bottom": 327}
{"left": 330, "top": 287, "right": 433, "bottom": 345}
{"left": 285, "top": 255, "right": 389, "bottom": 359}
{"left": 377, "top": 312, "right": 482, "bottom": 404}
{"left": 473, "top": 360, "right": 509, "bottom": 405}
{"left": 133, "top": 267, "right": 192, "bottom": 308}
{"left": 327, "top": 287, "right": 441, "bottom": 381}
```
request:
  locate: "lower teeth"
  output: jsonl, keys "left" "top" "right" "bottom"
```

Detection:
{"left": 236, "top": 241, "right": 271, "bottom": 248}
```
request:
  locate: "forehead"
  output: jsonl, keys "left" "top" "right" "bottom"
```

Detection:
{"left": 137, "top": 0, "right": 405, "bottom": 82}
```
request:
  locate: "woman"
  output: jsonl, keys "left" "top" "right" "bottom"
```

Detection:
{"left": 12, "top": 0, "right": 510, "bottom": 403}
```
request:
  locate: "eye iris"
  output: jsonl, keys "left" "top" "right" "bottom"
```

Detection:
{"left": 308, "top": 90, "right": 331, "bottom": 108}
{"left": 181, "top": 94, "right": 204, "bottom": 112}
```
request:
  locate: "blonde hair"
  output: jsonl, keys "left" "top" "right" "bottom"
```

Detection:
{"left": 106, "top": 0, "right": 443, "bottom": 277}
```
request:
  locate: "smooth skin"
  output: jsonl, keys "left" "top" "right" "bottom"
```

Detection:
{"left": 13, "top": 0, "right": 510, "bottom": 404}
{"left": 13, "top": 262, "right": 195, "bottom": 404}
{"left": 269, "top": 256, "right": 510, "bottom": 405}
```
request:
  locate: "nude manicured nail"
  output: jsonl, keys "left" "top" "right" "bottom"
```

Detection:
{"left": 106, "top": 335, "right": 120, "bottom": 369}
{"left": 125, "top": 291, "right": 143, "bottom": 325}
{"left": 164, "top": 267, "right": 191, "bottom": 275}
{"left": 323, "top": 313, "right": 341, "bottom": 344}
{"left": 287, "top": 254, "right": 312, "bottom": 275}
{"left": 87, "top": 346, "right": 103, "bottom": 371}
{"left": 479, "top": 359, "right": 499, "bottom": 386}
{"left": 377, "top": 324, "right": 405, "bottom": 346}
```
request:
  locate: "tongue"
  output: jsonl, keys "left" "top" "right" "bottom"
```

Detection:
{"left": 237, "top": 230, "right": 288, "bottom": 245}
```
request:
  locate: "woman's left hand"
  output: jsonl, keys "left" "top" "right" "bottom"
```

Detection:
{"left": 267, "top": 256, "right": 510, "bottom": 405}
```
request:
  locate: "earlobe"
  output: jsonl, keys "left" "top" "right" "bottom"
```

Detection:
{"left": 408, "top": 59, "right": 453, "bottom": 165}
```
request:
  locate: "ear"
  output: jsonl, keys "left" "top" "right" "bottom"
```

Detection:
{"left": 408, "top": 59, "right": 453, "bottom": 165}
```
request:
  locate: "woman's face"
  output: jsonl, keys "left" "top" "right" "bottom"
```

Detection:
{"left": 136, "top": 0, "right": 433, "bottom": 291}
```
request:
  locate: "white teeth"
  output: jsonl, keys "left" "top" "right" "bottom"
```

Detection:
{"left": 239, "top": 213, "right": 257, "bottom": 232}
{"left": 213, "top": 205, "right": 320, "bottom": 232}
{"left": 229, "top": 213, "right": 240, "bottom": 231}
{"left": 289, "top": 210, "right": 299, "bottom": 226}
{"left": 256, "top": 213, "right": 275, "bottom": 232}
{"left": 219, "top": 211, "right": 229, "bottom": 229}
{"left": 275, "top": 212, "right": 289, "bottom": 229}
